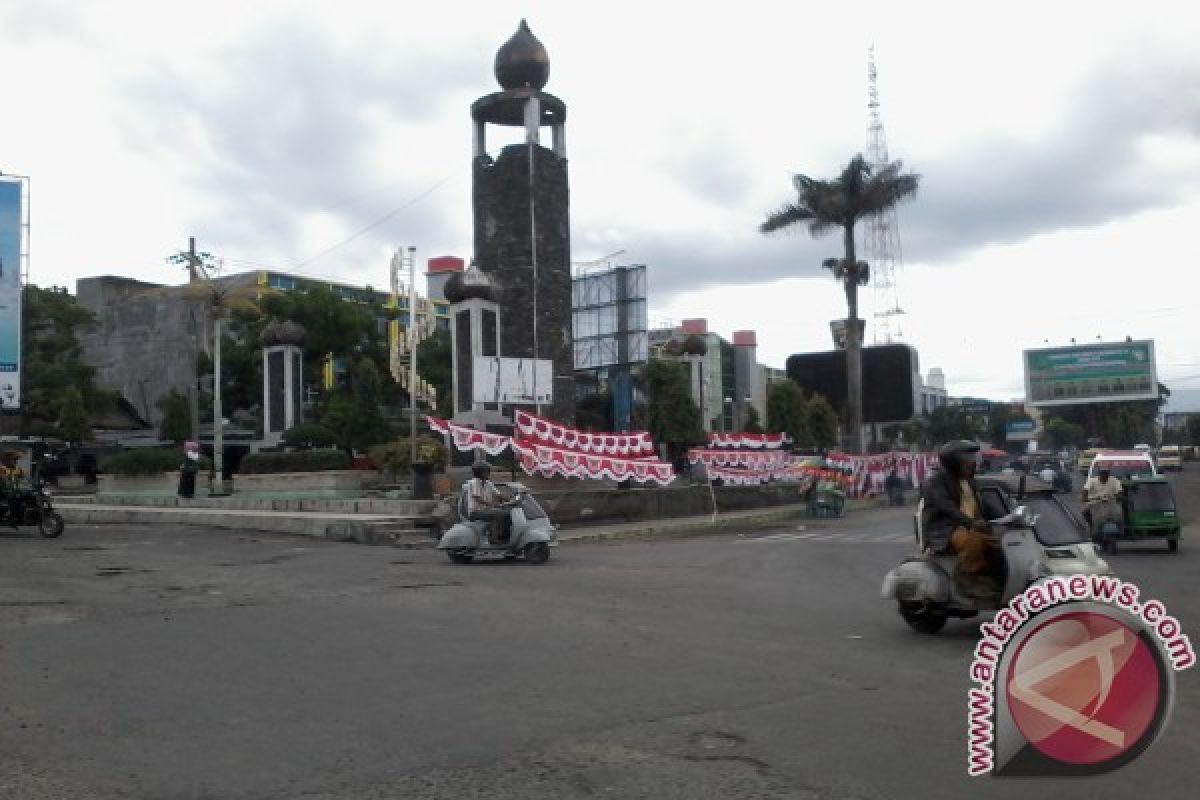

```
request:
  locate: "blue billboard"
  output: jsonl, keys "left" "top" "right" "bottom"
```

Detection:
{"left": 0, "top": 178, "right": 23, "bottom": 409}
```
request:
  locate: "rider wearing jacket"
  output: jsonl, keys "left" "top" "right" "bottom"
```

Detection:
{"left": 919, "top": 440, "right": 999, "bottom": 592}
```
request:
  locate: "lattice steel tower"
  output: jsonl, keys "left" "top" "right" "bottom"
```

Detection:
{"left": 863, "top": 45, "right": 906, "bottom": 344}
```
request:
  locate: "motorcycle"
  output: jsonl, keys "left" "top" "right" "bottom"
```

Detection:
{"left": 2, "top": 480, "right": 66, "bottom": 538}
{"left": 437, "top": 482, "right": 557, "bottom": 564}
{"left": 881, "top": 476, "right": 1111, "bottom": 634}
{"left": 1086, "top": 495, "right": 1125, "bottom": 554}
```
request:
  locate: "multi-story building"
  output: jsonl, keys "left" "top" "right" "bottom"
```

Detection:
{"left": 649, "top": 319, "right": 773, "bottom": 433}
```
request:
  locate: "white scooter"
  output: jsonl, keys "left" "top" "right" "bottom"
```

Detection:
{"left": 1086, "top": 495, "right": 1124, "bottom": 554}
{"left": 437, "top": 482, "right": 558, "bottom": 565}
{"left": 881, "top": 479, "right": 1113, "bottom": 633}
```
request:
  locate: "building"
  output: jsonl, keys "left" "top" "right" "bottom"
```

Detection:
{"left": 919, "top": 367, "right": 950, "bottom": 414}
{"left": 649, "top": 319, "right": 774, "bottom": 432}
{"left": 75, "top": 265, "right": 450, "bottom": 429}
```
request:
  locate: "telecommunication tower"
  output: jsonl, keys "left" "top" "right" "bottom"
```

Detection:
{"left": 863, "top": 45, "right": 906, "bottom": 344}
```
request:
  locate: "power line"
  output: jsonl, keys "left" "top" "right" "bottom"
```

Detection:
{"left": 292, "top": 174, "right": 455, "bottom": 270}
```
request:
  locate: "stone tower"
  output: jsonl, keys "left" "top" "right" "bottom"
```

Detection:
{"left": 471, "top": 19, "right": 574, "bottom": 423}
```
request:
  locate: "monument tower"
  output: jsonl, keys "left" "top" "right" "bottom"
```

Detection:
{"left": 471, "top": 20, "right": 575, "bottom": 423}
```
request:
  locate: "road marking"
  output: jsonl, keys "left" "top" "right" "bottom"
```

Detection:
{"left": 739, "top": 530, "right": 912, "bottom": 544}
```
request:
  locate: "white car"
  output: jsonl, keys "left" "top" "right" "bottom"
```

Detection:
{"left": 1157, "top": 445, "right": 1184, "bottom": 472}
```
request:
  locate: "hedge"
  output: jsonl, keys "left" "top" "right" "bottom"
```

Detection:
{"left": 237, "top": 448, "right": 351, "bottom": 474}
{"left": 99, "top": 448, "right": 201, "bottom": 476}
{"left": 282, "top": 423, "right": 340, "bottom": 450}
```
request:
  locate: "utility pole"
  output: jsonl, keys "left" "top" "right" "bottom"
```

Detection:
{"left": 170, "top": 237, "right": 225, "bottom": 495}
{"left": 186, "top": 238, "right": 201, "bottom": 441}
{"left": 407, "top": 246, "right": 418, "bottom": 468}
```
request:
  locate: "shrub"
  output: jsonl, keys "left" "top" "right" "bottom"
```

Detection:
{"left": 368, "top": 436, "right": 448, "bottom": 475}
{"left": 237, "top": 448, "right": 351, "bottom": 474}
{"left": 282, "top": 422, "right": 340, "bottom": 449}
{"left": 100, "top": 448, "right": 197, "bottom": 476}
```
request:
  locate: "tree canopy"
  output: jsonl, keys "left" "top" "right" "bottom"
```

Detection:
{"left": 760, "top": 154, "right": 920, "bottom": 454}
{"left": 639, "top": 359, "right": 704, "bottom": 449}
{"left": 767, "top": 381, "right": 810, "bottom": 447}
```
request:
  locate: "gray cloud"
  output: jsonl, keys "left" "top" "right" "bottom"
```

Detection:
{"left": 627, "top": 50, "right": 1200, "bottom": 300}
{"left": 119, "top": 18, "right": 479, "bottom": 272}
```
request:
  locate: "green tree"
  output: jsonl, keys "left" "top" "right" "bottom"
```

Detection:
{"left": 807, "top": 394, "right": 840, "bottom": 450}
{"left": 761, "top": 155, "right": 920, "bottom": 454}
{"left": 1043, "top": 417, "right": 1086, "bottom": 450}
{"left": 640, "top": 360, "right": 704, "bottom": 457}
{"left": 1187, "top": 416, "right": 1200, "bottom": 447}
{"left": 10, "top": 286, "right": 113, "bottom": 435}
{"left": 157, "top": 389, "right": 192, "bottom": 444}
{"left": 576, "top": 390, "right": 614, "bottom": 432}
{"left": 57, "top": 385, "right": 92, "bottom": 444}
{"left": 767, "top": 381, "right": 811, "bottom": 447}
{"left": 416, "top": 328, "right": 453, "bottom": 418}
{"left": 320, "top": 357, "right": 394, "bottom": 453}
{"left": 926, "top": 406, "right": 982, "bottom": 445}
{"left": 742, "top": 405, "right": 764, "bottom": 434}
{"left": 1041, "top": 383, "right": 1170, "bottom": 448}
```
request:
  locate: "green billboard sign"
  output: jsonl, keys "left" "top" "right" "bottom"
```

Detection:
{"left": 1024, "top": 340, "right": 1157, "bottom": 406}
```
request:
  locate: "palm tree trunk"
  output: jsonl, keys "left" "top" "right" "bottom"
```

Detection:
{"left": 843, "top": 225, "right": 864, "bottom": 454}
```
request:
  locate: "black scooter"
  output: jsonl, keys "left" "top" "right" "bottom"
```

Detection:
{"left": 2, "top": 481, "right": 66, "bottom": 538}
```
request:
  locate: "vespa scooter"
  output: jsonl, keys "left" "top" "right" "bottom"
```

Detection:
{"left": 437, "top": 482, "right": 558, "bottom": 564}
{"left": 881, "top": 479, "right": 1112, "bottom": 634}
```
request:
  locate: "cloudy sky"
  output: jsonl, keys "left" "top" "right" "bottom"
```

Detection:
{"left": 2, "top": 0, "right": 1199, "bottom": 408}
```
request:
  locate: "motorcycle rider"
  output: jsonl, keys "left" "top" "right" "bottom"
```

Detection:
{"left": 463, "top": 459, "right": 511, "bottom": 544}
{"left": 919, "top": 440, "right": 1000, "bottom": 595}
{"left": 1081, "top": 467, "right": 1123, "bottom": 529}
{"left": 0, "top": 450, "right": 27, "bottom": 528}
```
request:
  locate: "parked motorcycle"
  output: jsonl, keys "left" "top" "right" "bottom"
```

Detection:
{"left": 881, "top": 475, "right": 1111, "bottom": 634}
{"left": 437, "top": 483, "right": 557, "bottom": 564}
{"left": 2, "top": 481, "right": 66, "bottom": 538}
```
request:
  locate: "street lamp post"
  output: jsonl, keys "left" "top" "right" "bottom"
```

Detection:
{"left": 407, "top": 246, "right": 418, "bottom": 469}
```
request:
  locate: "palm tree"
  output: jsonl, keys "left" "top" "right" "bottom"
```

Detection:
{"left": 760, "top": 154, "right": 919, "bottom": 453}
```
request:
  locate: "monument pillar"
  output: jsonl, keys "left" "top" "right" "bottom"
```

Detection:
{"left": 470, "top": 19, "right": 575, "bottom": 423}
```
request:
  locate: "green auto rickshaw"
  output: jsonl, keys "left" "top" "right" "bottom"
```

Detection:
{"left": 1118, "top": 476, "right": 1183, "bottom": 553}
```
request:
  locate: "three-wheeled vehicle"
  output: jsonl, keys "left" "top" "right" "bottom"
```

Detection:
{"left": 1091, "top": 475, "right": 1182, "bottom": 554}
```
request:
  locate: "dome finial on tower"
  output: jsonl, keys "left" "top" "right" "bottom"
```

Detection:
{"left": 494, "top": 19, "right": 549, "bottom": 90}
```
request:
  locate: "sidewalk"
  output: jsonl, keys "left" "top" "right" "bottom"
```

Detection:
{"left": 55, "top": 498, "right": 876, "bottom": 548}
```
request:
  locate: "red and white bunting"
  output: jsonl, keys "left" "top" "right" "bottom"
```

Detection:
{"left": 511, "top": 438, "right": 675, "bottom": 486}
{"left": 424, "top": 416, "right": 511, "bottom": 456}
{"left": 514, "top": 410, "right": 655, "bottom": 456}
{"left": 686, "top": 449, "right": 794, "bottom": 470}
{"left": 706, "top": 432, "right": 789, "bottom": 450}
{"left": 825, "top": 451, "right": 941, "bottom": 497}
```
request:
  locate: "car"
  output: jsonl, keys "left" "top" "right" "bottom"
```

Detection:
{"left": 1157, "top": 445, "right": 1183, "bottom": 471}
{"left": 1087, "top": 450, "right": 1158, "bottom": 483}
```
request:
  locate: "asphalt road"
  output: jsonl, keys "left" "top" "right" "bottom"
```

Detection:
{"left": 2, "top": 468, "right": 1198, "bottom": 800}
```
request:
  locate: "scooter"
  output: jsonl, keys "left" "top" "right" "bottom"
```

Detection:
{"left": 437, "top": 483, "right": 558, "bottom": 564}
{"left": 881, "top": 498, "right": 1112, "bottom": 634}
{"left": 1087, "top": 496, "right": 1124, "bottom": 554}
{"left": 1, "top": 481, "right": 66, "bottom": 538}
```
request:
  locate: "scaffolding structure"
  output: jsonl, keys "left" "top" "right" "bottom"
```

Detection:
{"left": 863, "top": 46, "right": 906, "bottom": 345}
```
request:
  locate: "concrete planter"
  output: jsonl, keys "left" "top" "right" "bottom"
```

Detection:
{"left": 98, "top": 471, "right": 213, "bottom": 496}
{"left": 231, "top": 470, "right": 380, "bottom": 494}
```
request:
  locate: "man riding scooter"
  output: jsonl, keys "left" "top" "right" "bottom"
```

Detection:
{"left": 1081, "top": 466, "right": 1123, "bottom": 531}
{"left": 463, "top": 459, "right": 512, "bottom": 545}
{"left": 919, "top": 440, "right": 1001, "bottom": 596}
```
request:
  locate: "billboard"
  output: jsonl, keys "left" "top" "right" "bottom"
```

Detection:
{"left": 472, "top": 356, "right": 553, "bottom": 405}
{"left": 785, "top": 343, "right": 920, "bottom": 424}
{"left": 0, "top": 178, "right": 23, "bottom": 410}
{"left": 1024, "top": 341, "right": 1157, "bottom": 407}
{"left": 572, "top": 265, "right": 648, "bottom": 370}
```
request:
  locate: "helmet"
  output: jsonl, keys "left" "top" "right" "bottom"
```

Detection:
{"left": 938, "top": 439, "right": 980, "bottom": 474}
{"left": 471, "top": 459, "right": 492, "bottom": 479}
